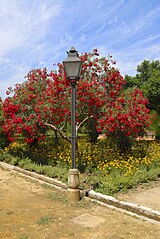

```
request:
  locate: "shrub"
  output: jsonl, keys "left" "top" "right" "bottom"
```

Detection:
{"left": 0, "top": 131, "right": 10, "bottom": 149}
{"left": 2, "top": 138, "right": 160, "bottom": 195}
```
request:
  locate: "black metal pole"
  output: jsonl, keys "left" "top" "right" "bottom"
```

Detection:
{"left": 71, "top": 81, "right": 76, "bottom": 169}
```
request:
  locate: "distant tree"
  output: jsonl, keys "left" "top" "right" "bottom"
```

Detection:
{"left": 137, "top": 60, "right": 160, "bottom": 86}
{"left": 141, "top": 68, "right": 160, "bottom": 112}
{"left": 123, "top": 75, "right": 140, "bottom": 90}
{"left": 125, "top": 60, "right": 160, "bottom": 111}
{"left": 124, "top": 60, "right": 160, "bottom": 139}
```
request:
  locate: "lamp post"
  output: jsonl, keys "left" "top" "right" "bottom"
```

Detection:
{"left": 63, "top": 46, "right": 82, "bottom": 202}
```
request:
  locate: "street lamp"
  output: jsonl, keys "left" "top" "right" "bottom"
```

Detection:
{"left": 63, "top": 46, "right": 82, "bottom": 202}
{"left": 63, "top": 46, "right": 82, "bottom": 169}
{"left": 63, "top": 46, "right": 82, "bottom": 83}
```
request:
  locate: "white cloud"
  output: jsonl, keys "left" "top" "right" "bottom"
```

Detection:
{"left": 0, "top": 0, "right": 62, "bottom": 56}
{"left": 0, "top": 0, "right": 160, "bottom": 98}
{"left": 0, "top": 65, "right": 29, "bottom": 99}
{"left": 0, "top": 0, "right": 63, "bottom": 98}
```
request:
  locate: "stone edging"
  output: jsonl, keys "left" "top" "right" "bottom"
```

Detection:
{"left": 0, "top": 161, "right": 67, "bottom": 190}
{"left": 85, "top": 190, "right": 160, "bottom": 222}
{"left": 0, "top": 161, "right": 160, "bottom": 222}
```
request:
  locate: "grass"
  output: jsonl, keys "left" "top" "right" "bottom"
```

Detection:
{"left": 19, "top": 235, "right": 29, "bottom": 239}
{"left": 75, "top": 197, "right": 97, "bottom": 208}
{"left": 36, "top": 215, "right": 54, "bottom": 226}
{"left": 6, "top": 210, "right": 14, "bottom": 215}
{"left": 48, "top": 192, "right": 68, "bottom": 203}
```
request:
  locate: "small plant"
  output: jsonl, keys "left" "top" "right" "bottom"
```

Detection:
{"left": 36, "top": 215, "right": 54, "bottom": 226}
{"left": 49, "top": 192, "right": 68, "bottom": 203}
{"left": 75, "top": 197, "right": 97, "bottom": 208}
{"left": 19, "top": 235, "right": 29, "bottom": 239}
{"left": 6, "top": 210, "right": 14, "bottom": 215}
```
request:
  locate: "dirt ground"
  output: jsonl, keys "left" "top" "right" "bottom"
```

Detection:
{"left": 0, "top": 167, "right": 160, "bottom": 239}
{"left": 116, "top": 179, "right": 160, "bottom": 211}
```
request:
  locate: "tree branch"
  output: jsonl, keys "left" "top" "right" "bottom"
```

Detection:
{"left": 45, "top": 123, "right": 71, "bottom": 144}
{"left": 76, "top": 115, "right": 93, "bottom": 134}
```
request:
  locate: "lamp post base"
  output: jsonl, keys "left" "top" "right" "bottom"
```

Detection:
{"left": 68, "top": 169, "right": 80, "bottom": 202}
{"left": 67, "top": 188, "right": 80, "bottom": 202}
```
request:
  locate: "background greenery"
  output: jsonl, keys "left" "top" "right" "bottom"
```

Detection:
{"left": 1, "top": 137, "right": 160, "bottom": 196}
{"left": 124, "top": 59, "right": 160, "bottom": 139}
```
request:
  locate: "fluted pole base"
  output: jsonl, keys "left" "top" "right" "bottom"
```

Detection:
{"left": 67, "top": 169, "right": 80, "bottom": 202}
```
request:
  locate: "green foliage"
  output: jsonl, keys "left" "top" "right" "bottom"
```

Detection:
{"left": 107, "top": 130, "right": 132, "bottom": 152}
{"left": 153, "top": 112, "right": 160, "bottom": 140}
{"left": 137, "top": 60, "right": 160, "bottom": 84}
{"left": 155, "top": 128, "right": 160, "bottom": 140}
{"left": 82, "top": 158, "right": 160, "bottom": 196}
{"left": 1, "top": 138, "right": 160, "bottom": 195}
{"left": 36, "top": 215, "right": 54, "bottom": 226}
{"left": 141, "top": 69, "right": 160, "bottom": 111}
{"left": 124, "top": 59, "right": 160, "bottom": 138}
{"left": 123, "top": 75, "right": 140, "bottom": 89}
{"left": 19, "top": 235, "right": 29, "bottom": 239}
{"left": 0, "top": 150, "right": 68, "bottom": 183}
{"left": 0, "top": 131, "right": 10, "bottom": 149}
{"left": 49, "top": 192, "right": 68, "bottom": 203}
{"left": 124, "top": 60, "right": 160, "bottom": 111}
{"left": 86, "top": 117, "right": 99, "bottom": 143}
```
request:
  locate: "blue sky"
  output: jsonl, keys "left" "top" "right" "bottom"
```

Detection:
{"left": 0, "top": 0, "right": 160, "bottom": 99}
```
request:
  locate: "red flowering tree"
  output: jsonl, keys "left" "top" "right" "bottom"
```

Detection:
{"left": 3, "top": 67, "right": 70, "bottom": 144}
{"left": 0, "top": 98, "right": 10, "bottom": 148}
{"left": 2, "top": 49, "right": 151, "bottom": 149}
